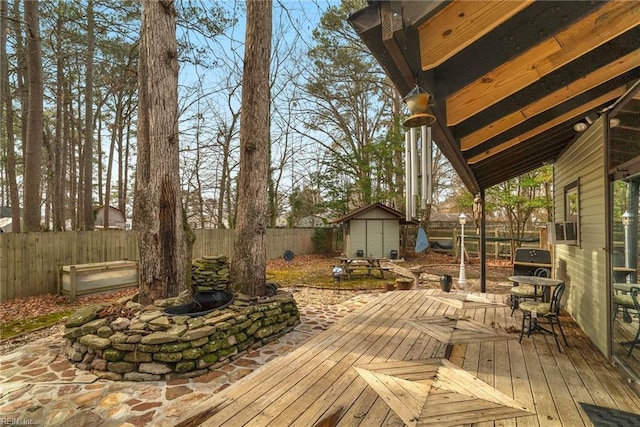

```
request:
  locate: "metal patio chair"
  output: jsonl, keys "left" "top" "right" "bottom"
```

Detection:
{"left": 510, "top": 268, "right": 551, "bottom": 316}
{"left": 519, "top": 282, "right": 568, "bottom": 351}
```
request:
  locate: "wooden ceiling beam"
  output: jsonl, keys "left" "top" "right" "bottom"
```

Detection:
{"left": 446, "top": 1, "right": 640, "bottom": 126}
{"left": 418, "top": 0, "right": 533, "bottom": 70}
{"left": 466, "top": 88, "right": 626, "bottom": 165}
{"left": 460, "top": 49, "right": 640, "bottom": 151}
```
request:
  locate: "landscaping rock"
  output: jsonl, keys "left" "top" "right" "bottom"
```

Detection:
{"left": 63, "top": 255, "right": 301, "bottom": 381}
{"left": 65, "top": 305, "right": 105, "bottom": 328}
{"left": 78, "top": 334, "right": 112, "bottom": 350}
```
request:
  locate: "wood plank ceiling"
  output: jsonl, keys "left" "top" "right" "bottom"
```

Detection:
{"left": 348, "top": 0, "right": 640, "bottom": 193}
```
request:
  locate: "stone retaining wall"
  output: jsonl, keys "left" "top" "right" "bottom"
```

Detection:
{"left": 63, "top": 292, "right": 300, "bottom": 381}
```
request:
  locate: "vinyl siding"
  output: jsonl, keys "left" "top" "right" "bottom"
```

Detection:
{"left": 553, "top": 116, "right": 608, "bottom": 353}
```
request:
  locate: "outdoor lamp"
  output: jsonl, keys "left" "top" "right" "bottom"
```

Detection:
{"left": 622, "top": 211, "right": 631, "bottom": 226}
{"left": 458, "top": 213, "right": 467, "bottom": 288}
{"left": 459, "top": 212, "right": 467, "bottom": 226}
{"left": 573, "top": 122, "right": 588, "bottom": 132}
{"left": 402, "top": 85, "right": 435, "bottom": 128}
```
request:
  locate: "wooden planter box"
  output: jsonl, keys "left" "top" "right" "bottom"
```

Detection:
{"left": 59, "top": 260, "right": 138, "bottom": 301}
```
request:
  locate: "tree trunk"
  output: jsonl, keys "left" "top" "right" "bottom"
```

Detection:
{"left": 134, "top": 0, "right": 186, "bottom": 305}
{"left": 23, "top": 0, "right": 44, "bottom": 231}
{"left": 104, "top": 91, "right": 123, "bottom": 230}
{"left": 82, "top": 0, "right": 95, "bottom": 230}
{"left": 52, "top": 2, "right": 65, "bottom": 231}
{"left": 66, "top": 81, "right": 75, "bottom": 229}
{"left": 118, "top": 94, "right": 135, "bottom": 218}
{"left": 1, "top": 0, "right": 20, "bottom": 232}
{"left": 230, "top": 0, "right": 272, "bottom": 297}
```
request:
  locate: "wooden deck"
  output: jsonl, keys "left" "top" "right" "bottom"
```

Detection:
{"left": 177, "top": 289, "right": 640, "bottom": 426}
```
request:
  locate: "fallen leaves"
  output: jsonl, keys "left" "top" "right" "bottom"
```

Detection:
{"left": 0, "top": 288, "right": 138, "bottom": 324}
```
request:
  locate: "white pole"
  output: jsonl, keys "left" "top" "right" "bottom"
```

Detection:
{"left": 458, "top": 213, "right": 467, "bottom": 289}
{"left": 405, "top": 131, "right": 411, "bottom": 222}
{"left": 421, "top": 125, "right": 427, "bottom": 209}
{"left": 427, "top": 126, "right": 433, "bottom": 204}
{"left": 410, "top": 127, "right": 418, "bottom": 217}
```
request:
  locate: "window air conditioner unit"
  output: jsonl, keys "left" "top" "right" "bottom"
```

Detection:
{"left": 547, "top": 222, "right": 577, "bottom": 245}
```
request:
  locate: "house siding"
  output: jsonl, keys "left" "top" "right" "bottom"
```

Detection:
{"left": 553, "top": 117, "right": 608, "bottom": 353}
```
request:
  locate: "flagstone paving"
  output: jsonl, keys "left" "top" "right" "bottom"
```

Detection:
{"left": 0, "top": 291, "right": 379, "bottom": 427}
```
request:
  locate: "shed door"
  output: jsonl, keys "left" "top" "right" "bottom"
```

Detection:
{"left": 382, "top": 220, "right": 399, "bottom": 257}
{"left": 366, "top": 220, "right": 383, "bottom": 257}
{"left": 350, "top": 220, "right": 367, "bottom": 257}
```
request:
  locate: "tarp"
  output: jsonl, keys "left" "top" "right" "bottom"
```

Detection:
{"left": 415, "top": 227, "right": 429, "bottom": 253}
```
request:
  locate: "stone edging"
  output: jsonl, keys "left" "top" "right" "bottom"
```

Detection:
{"left": 63, "top": 292, "right": 300, "bottom": 381}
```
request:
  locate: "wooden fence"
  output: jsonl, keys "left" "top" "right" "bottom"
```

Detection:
{"left": 0, "top": 228, "right": 316, "bottom": 301}
{"left": 404, "top": 226, "right": 545, "bottom": 258}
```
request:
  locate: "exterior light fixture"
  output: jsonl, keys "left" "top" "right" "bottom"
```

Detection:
{"left": 574, "top": 112, "right": 598, "bottom": 132}
{"left": 573, "top": 122, "right": 588, "bottom": 132}
{"left": 458, "top": 213, "right": 467, "bottom": 289}
{"left": 610, "top": 117, "right": 620, "bottom": 128}
{"left": 622, "top": 211, "right": 631, "bottom": 226}
{"left": 402, "top": 85, "right": 435, "bottom": 128}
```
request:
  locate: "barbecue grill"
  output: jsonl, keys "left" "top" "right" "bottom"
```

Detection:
{"left": 513, "top": 248, "right": 552, "bottom": 276}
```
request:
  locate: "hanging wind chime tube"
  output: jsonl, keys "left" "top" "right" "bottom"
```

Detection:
{"left": 420, "top": 125, "right": 427, "bottom": 208}
{"left": 410, "top": 127, "right": 418, "bottom": 218}
{"left": 411, "top": 128, "right": 418, "bottom": 197}
{"left": 405, "top": 130, "right": 412, "bottom": 222}
{"left": 427, "top": 126, "right": 433, "bottom": 204}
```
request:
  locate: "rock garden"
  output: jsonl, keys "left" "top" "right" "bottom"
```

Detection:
{"left": 62, "top": 256, "right": 300, "bottom": 381}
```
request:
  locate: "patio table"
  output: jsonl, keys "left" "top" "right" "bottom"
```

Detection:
{"left": 508, "top": 275, "right": 563, "bottom": 302}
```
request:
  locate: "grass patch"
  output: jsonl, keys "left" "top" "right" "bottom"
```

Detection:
{"left": 267, "top": 267, "right": 390, "bottom": 290}
{"left": 0, "top": 310, "right": 72, "bottom": 341}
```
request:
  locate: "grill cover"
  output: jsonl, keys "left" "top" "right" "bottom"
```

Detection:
{"left": 513, "top": 248, "right": 551, "bottom": 276}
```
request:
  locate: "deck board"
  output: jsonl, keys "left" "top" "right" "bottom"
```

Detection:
{"left": 177, "top": 289, "right": 640, "bottom": 427}
{"left": 284, "top": 292, "right": 441, "bottom": 427}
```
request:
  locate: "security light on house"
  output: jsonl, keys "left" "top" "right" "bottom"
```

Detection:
{"left": 573, "top": 121, "right": 588, "bottom": 132}
{"left": 402, "top": 85, "right": 435, "bottom": 128}
{"left": 573, "top": 112, "right": 599, "bottom": 132}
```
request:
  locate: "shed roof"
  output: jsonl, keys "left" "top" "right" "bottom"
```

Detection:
{"left": 332, "top": 203, "right": 411, "bottom": 224}
{"left": 348, "top": 0, "right": 640, "bottom": 192}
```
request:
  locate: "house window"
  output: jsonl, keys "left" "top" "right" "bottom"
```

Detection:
{"left": 564, "top": 178, "right": 580, "bottom": 244}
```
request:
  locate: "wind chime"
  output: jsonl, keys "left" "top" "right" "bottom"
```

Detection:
{"left": 402, "top": 85, "right": 435, "bottom": 253}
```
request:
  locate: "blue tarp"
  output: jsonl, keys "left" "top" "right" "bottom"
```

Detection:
{"left": 415, "top": 228, "right": 429, "bottom": 253}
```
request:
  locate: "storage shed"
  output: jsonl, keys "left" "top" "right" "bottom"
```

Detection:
{"left": 94, "top": 206, "right": 126, "bottom": 229}
{"left": 333, "top": 203, "right": 407, "bottom": 259}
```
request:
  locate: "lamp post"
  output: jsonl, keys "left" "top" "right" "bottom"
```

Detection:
{"left": 458, "top": 213, "right": 467, "bottom": 289}
{"left": 623, "top": 211, "right": 632, "bottom": 282}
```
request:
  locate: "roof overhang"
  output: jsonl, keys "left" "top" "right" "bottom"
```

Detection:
{"left": 349, "top": 0, "right": 640, "bottom": 192}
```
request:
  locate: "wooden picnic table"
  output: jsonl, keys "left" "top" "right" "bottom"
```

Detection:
{"left": 334, "top": 256, "right": 389, "bottom": 279}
